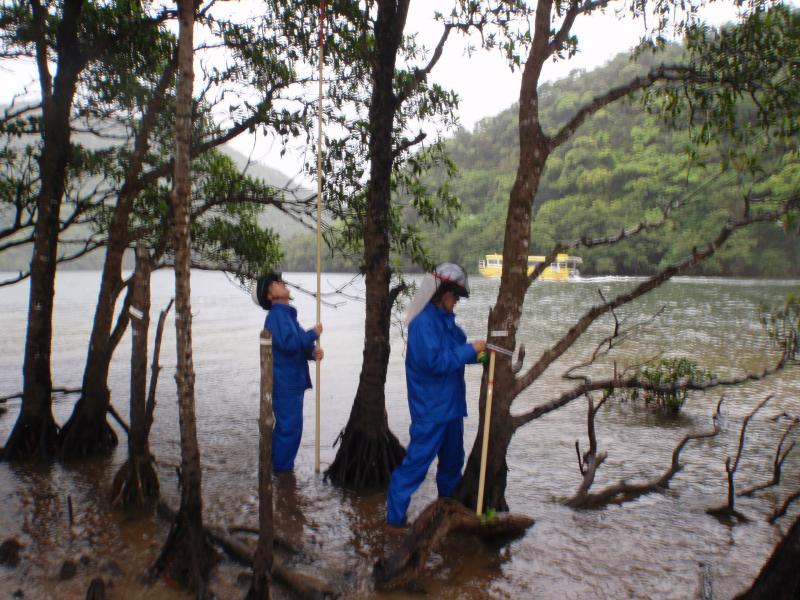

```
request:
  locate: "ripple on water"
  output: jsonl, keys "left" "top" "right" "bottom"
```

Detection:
{"left": 0, "top": 272, "right": 798, "bottom": 598}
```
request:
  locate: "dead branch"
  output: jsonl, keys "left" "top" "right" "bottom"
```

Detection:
{"left": 515, "top": 201, "right": 798, "bottom": 397}
{"left": 768, "top": 491, "right": 800, "bottom": 524}
{"left": 566, "top": 397, "right": 724, "bottom": 509}
{"left": 564, "top": 305, "right": 666, "bottom": 382}
{"left": 145, "top": 298, "right": 174, "bottom": 437}
{"left": 156, "top": 500, "right": 338, "bottom": 598}
{"left": 106, "top": 404, "right": 129, "bottom": 436}
{"left": 513, "top": 350, "right": 792, "bottom": 429}
{"left": 740, "top": 417, "right": 798, "bottom": 497}
{"left": 0, "top": 386, "right": 81, "bottom": 403}
{"left": 374, "top": 498, "right": 534, "bottom": 590}
{"left": 707, "top": 395, "right": 773, "bottom": 521}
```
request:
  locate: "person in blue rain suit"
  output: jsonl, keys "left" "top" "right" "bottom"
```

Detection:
{"left": 386, "top": 262, "right": 486, "bottom": 529}
{"left": 253, "top": 272, "right": 323, "bottom": 472}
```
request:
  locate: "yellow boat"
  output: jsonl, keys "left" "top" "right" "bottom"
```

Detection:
{"left": 478, "top": 253, "right": 582, "bottom": 281}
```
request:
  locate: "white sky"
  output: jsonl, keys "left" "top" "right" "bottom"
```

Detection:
{"left": 0, "top": 0, "right": 761, "bottom": 180}
{"left": 225, "top": 0, "right": 748, "bottom": 179}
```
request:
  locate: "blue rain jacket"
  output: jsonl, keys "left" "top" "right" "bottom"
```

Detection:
{"left": 265, "top": 303, "right": 317, "bottom": 472}
{"left": 405, "top": 302, "right": 477, "bottom": 424}
{"left": 265, "top": 303, "right": 316, "bottom": 395}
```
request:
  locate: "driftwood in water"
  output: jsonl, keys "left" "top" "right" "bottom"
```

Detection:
{"left": 740, "top": 415, "right": 798, "bottom": 498}
{"left": 157, "top": 501, "right": 338, "bottom": 598}
{"left": 734, "top": 514, "right": 800, "bottom": 599}
{"left": 567, "top": 396, "right": 723, "bottom": 509}
{"left": 374, "top": 498, "right": 534, "bottom": 590}
{"left": 769, "top": 490, "right": 800, "bottom": 524}
{"left": 707, "top": 396, "right": 773, "bottom": 523}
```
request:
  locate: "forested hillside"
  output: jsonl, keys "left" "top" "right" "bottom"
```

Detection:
{"left": 434, "top": 48, "right": 800, "bottom": 277}
{"left": 286, "top": 46, "right": 799, "bottom": 277}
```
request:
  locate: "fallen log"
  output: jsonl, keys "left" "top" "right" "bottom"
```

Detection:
{"left": 157, "top": 500, "right": 339, "bottom": 598}
{"left": 374, "top": 498, "right": 534, "bottom": 590}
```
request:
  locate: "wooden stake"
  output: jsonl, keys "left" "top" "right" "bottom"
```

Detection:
{"left": 250, "top": 330, "right": 275, "bottom": 598}
{"left": 476, "top": 350, "right": 496, "bottom": 517}
{"left": 314, "top": 0, "right": 325, "bottom": 474}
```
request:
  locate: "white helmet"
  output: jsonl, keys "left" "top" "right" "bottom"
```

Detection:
{"left": 405, "top": 262, "right": 469, "bottom": 325}
{"left": 433, "top": 262, "right": 469, "bottom": 298}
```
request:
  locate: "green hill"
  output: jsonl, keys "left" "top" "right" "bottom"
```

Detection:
{"left": 282, "top": 47, "right": 799, "bottom": 277}
{"left": 427, "top": 49, "right": 800, "bottom": 277}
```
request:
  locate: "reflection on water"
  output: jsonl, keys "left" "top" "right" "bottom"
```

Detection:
{"left": 1, "top": 271, "right": 799, "bottom": 599}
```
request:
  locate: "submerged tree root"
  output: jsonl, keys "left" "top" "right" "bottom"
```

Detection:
{"left": 374, "top": 498, "right": 534, "bottom": 590}
{"left": 58, "top": 407, "right": 118, "bottom": 460}
{"left": 150, "top": 502, "right": 216, "bottom": 596}
{"left": 110, "top": 454, "right": 160, "bottom": 508}
{"left": 1, "top": 413, "right": 59, "bottom": 461}
{"left": 157, "top": 501, "right": 339, "bottom": 598}
{"left": 326, "top": 424, "right": 405, "bottom": 489}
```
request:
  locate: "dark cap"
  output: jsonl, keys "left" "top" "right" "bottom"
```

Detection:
{"left": 251, "top": 272, "right": 282, "bottom": 310}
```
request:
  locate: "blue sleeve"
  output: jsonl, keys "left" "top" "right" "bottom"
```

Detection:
{"left": 408, "top": 318, "right": 476, "bottom": 376}
{"left": 267, "top": 311, "right": 303, "bottom": 355}
{"left": 302, "top": 328, "right": 317, "bottom": 361}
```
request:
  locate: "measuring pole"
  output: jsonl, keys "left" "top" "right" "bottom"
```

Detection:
{"left": 476, "top": 350, "right": 497, "bottom": 517}
{"left": 314, "top": 0, "right": 325, "bottom": 474}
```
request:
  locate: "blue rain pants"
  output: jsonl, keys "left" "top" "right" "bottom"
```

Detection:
{"left": 272, "top": 390, "right": 304, "bottom": 472}
{"left": 386, "top": 417, "right": 464, "bottom": 526}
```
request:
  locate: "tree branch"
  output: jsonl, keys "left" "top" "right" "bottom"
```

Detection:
{"left": 512, "top": 352, "right": 791, "bottom": 430}
{"left": 565, "top": 397, "right": 724, "bottom": 509}
{"left": 550, "top": 64, "right": 695, "bottom": 150}
{"left": 739, "top": 416, "right": 798, "bottom": 497}
{"left": 393, "top": 131, "right": 426, "bottom": 158}
{"left": 514, "top": 201, "right": 798, "bottom": 396}
{"left": 395, "top": 23, "right": 452, "bottom": 105}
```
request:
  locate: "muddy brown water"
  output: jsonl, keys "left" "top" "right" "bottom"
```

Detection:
{"left": 1, "top": 271, "right": 798, "bottom": 599}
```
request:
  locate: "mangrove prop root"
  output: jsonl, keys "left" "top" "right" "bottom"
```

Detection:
{"left": 150, "top": 503, "right": 216, "bottom": 596}
{"left": 374, "top": 498, "right": 534, "bottom": 590}
{"left": 110, "top": 454, "right": 160, "bottom": 508}
{"left": 157, "top": 501, "right": 338, "bottom": 598}
{"left": 326, "top": 425, "right": 405, "bottom": 489}
{"left": 58, "top": 408, "right": 118, "bottom": 460}
{"left": 1, "top": 412, "right": 59, "bottom": 461}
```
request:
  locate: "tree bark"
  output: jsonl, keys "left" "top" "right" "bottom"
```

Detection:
{"left": 110, "top": 245, "right": 159, "bottom": 508}
{"left": 455, "top": 0, "right": 556, "bottom": 510}
{"left": 326, "top": 0, "right": 409, "bottom": 489}
{"left": 149, "top": 0, "right": 213, "bottom": 592}
{"left": 4, "top": 0, "right": 85, "bottom": 461}
{"left": 248, "top": 330, "right": 274, "bottom": 600}
{"left": 59, "top": 52, "right": 175, "bottom": 460}
{"left": 374, "top": 498, "right": 534, "bottom": 590}
{"left": 735, "top": 515, "right": 800, "bottom": 599}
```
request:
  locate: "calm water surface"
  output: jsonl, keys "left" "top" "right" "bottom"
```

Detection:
{"left": 1, "top": 271, "right": 798, "bottom": 599}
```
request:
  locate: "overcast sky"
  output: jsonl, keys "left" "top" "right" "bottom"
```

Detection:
{"left": 225, "top": 0, "right": 747, "bottom": 179}
{"left": 0, "top": 0, "right": 763, "bottom": 180}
